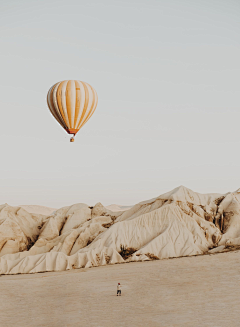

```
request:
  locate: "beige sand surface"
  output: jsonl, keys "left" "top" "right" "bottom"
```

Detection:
{"left": 1, "top": 250, "right": 240, "bottom": 327}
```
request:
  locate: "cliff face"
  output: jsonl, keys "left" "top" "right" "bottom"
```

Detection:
{"left": 0, "top": 186, "right": 240, "bottom": 275}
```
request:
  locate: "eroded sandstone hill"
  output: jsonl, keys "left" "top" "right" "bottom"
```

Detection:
{"left": 0, "top": 186, "right": 240, "bottom": 274}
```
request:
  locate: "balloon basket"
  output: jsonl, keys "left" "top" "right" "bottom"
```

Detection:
{"left": 70, "top": 136, "right": 75, "bottom": 142}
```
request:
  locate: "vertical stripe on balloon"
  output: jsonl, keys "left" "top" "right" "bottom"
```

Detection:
{"left": 66, "top": 80, "right": 76, "bottom": 128}
{"left": 53, "top": 83, "right": 67, "bottom": 129}
{"left": 74, "top": 81, "right": 86, "bottom": 129}
{"left": 48, "top": 84, "right": 65, "bottom": 128}
{"left": 78, "top": 83, "right": 95, "bottom": 129}
{"left": 74, "top": 80, "right": 81, "bottom": 128}
{"left": 61, "top": 81, "right": 70, "bottom": 128}
{"left": 81, "top": 85, "right": 98, "bottom": 128}
{"left": 56, "top": 81, "right": 69, "bottom": 128}
{"left": 76, "top": 82, "right": 90, "bottom": 130}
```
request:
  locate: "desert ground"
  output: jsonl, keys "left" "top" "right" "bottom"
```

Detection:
{"left": 1, "top": 250, "right": 240, "bottom": 327}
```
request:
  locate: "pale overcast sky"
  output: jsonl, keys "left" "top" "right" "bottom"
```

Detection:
{"left": 0, "top": 0, "right": 239, "bottom": 208}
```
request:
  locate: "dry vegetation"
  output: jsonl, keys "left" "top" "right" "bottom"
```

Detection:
{"left": 119, "top": 245, "right": 137, "bottom": 260}
{"left": 145, "top": 253, "right": 159, "bottom": 260}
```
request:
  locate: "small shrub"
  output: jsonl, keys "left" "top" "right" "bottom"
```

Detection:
{"left": 87, "top": 239, "right": 93, "bottom": 246}
{"left": 146, "top": 253, "right": 159, "bottom": 260}
{"left": 119, "top": 245, "right": 137, "bottom": 260}
{"left": 204, "top": 213, "right": 213, "bottom": 222}
{"left": 214, "top": 196, "right": 225, "bottom": 206}
{"left": 96, "top": 254, "right": 100, "bottom": 265}
{"left": 102, "top": 222, "right": 113, "bottom": 228}
{"left": 105, "top": 254, "right": 111, "bottom": 264}
{"left": 26, "top": 237, "right": 34, "bottom": 250}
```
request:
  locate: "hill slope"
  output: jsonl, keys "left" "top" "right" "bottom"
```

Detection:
{"left": 0, "top": 186, "right": 240, "bottom": 274}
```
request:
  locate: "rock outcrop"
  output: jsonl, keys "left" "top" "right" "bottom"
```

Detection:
{"left": 1, "top": 186, "right": 240, "bottom": 275}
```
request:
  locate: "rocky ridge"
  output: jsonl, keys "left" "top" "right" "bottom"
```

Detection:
{"left": 0, "top": 186, "right": 240, "bottom": 274}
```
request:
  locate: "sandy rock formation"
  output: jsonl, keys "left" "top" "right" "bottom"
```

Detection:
{"left": 19, "top": 205, "right": 56, "bottom": 216}
{"left": 1, "top": 186, "right": 240, "bottom": 275}
{"left": 106, "top": 204, "right": 133, "bottom": 212}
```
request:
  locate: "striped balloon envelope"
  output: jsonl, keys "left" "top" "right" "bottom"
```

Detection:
{"left": 47, "top": 80, "right": 98, "bottom": 142}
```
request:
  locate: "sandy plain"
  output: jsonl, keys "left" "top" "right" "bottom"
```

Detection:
{"left": 1, "top": 250, "right": 240, "bottom": 327}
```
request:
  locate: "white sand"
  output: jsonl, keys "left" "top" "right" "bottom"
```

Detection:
{"left": 0, "top": 251, "right": 240, "bottom": 327}
{"left": 0, "top": 186, "right": 240, "bottom": 274}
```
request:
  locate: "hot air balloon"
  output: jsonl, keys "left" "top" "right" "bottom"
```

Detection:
{"left": 47, "top": 80, "right": 98, "bottom": 142}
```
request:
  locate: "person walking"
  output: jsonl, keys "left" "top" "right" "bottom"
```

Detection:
{"left": 117, "top": 283, "right": 121, "bottom": 296}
